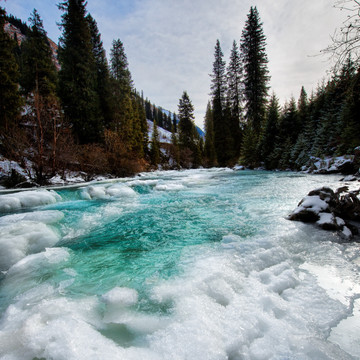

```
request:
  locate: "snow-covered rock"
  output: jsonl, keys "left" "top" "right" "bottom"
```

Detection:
{"left": 305, "top": 156, "right": 358, "bottom": 175}
{"left": 288, "top": 186, "right": 360, "bottom": 240}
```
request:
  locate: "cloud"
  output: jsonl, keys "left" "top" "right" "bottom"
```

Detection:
{"left": 3, "top": 0, "right": 348, "bottom": 128}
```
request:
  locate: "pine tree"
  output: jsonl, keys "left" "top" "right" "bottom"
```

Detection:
{"left": 240, "top": 6, "right": 269, "bottom": 135}
{"left": 58, "top": 0, "right": 102, "bottom": 144}
{"left": 211, "top": 40, "right": 232, "bottom": 166}
{"left": 87, "top": 14, "right": 113, "bottom": 128}
{"left": 227, "top": 40, "right": 243, "bottom": 156}
{"left": 0, "top": 7, "right": 22, "bottom": 131}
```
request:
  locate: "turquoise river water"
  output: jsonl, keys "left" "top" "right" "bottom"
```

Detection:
{"left": 0, "top": 168, "right": 359, "bottom": 359}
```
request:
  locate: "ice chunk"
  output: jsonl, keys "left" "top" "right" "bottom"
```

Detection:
{"left": 101, "top": 287, "right": 138, "bottom": 307}
{"left": 155, "top": 183, "right": 185, "bottom": 191}
{"left": 0, "top": 190, "right": 61, "bottom": 212}
{"left": 6, "top": 248, "right": 70, "bottom": 278}
{"left": 0, "top": 210, "right": 64, "bottom": 226}
{"left": 80, "top": 184, "right": 137, "bottom": 200}
{"left": 106, "top": 184, "right": 137, "bottom": 198}
{"left": 0, "top": 221, "right": 61, "bottom": 271}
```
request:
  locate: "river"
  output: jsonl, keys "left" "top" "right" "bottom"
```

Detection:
{"left": 0, "top": 168, "right": 359, "bottom": 359}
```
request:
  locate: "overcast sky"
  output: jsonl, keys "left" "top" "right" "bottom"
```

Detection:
{"left": 2, "top": 0, "right": 347, "bottom": 128}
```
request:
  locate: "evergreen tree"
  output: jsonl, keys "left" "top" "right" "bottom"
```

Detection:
{"left": 21, "top": 9, "right": 57, "bottom": 96}
{"left": 172, "top": 112, "right": 177, "bottom": 133}
{"left": 135, "top": 94, "right": 149, "bottom": 157}
{"left": 178, "top": 91, "right": 196, "bottom": 150}
{"left": 0, "top": 7, "right": 22, "bottom": 131}
{"left": 110, "top": 39, "right": 135, "bottom": 149}
{"left": 290, "top": 87, "right": 310, "bottom": 168}
{"left": 170, "top": 127, "right": 180, "bottom": 169}
{"left": 58, "top": 0, "right": 102, "bottom": 144}
{"left": 227, "top": 40, "right": 243, "bottom": 156}
{"left": 240, "top": 124, "right": 258, "bottom": 167}
{"left": 211, "top": 40, "right": 233, "bottom": 165}
{"left": 204, "top": 101, "right": 216, "bottom": 166}
{"left": 150, "top": 119, "right": 160, "bottom": 166}
{"left": 337, "top": 68, "right": 360, "bottom": 153}
{"left": 87, "top": 14, "right": 113, "bottom": 128}
{"left": 258, "top": 93, "right": 280, "bottom": 168}
{"left": 240, "top": 6, "right": 269, "bottom": 135}
{"left": 272, "top": 98, "right": 298, "bottom": 169}
{"left": 110, "top": 39, "right": 132, "bottom": 94}
{"left": 21, "top": 9, "right": 61, "bottom": 182}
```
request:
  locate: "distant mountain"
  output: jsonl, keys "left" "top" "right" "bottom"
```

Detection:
{"left": 4, "top": 16, "right": 60, "bottom": 70}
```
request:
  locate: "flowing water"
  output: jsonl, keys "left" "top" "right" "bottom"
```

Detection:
{"left": 0, "top": 168, "right": 359, "bottom": 360}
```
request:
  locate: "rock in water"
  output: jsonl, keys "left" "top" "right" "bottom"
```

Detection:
{"left": 288, "top": 186, "right": 360, "bottom": 240}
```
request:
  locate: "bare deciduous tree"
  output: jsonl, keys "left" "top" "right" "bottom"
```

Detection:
{"left": 323, "top": 0, "right": 360, "bottom": 70}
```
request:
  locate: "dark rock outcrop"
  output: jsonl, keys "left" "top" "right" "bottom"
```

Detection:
{"left": 288, "top": 186, "right": 360, "bottom": 240}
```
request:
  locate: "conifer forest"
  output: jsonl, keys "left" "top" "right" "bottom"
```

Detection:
{"left": 1, "top": 1, "right": 360, "bottom": 186}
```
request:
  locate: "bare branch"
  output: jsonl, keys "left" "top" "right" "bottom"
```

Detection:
{"left": 322, "top": 0, "right": 360, "bottom": 71}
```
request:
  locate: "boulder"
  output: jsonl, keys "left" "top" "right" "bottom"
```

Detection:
{"left": 288, "top": 186, "right": 360, "bottom": 240}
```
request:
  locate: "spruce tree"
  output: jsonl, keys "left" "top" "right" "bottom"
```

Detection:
{"left": 21, "top": 9, "right": 61, "bottom": 181}
{"left": 110, "top": 39, "right": 132, "bottom": 94}
{"left": 178, "top": 91, "right": 196, "bottom": 150}
{"left": 172, "top": 112, "right": 177, "bottom": 133}
{"left": 0, "top": 7, "right": 22, "bottom": 131}
{"left": 58, "top": 0, "right": 102, "bottom": 144}
{"left": 21, "top": 10, "right": 57, "bottom": 96}
{"left": 240, "top": 6, "right": 269, "bottom": 135}
{"left": 290, "top": 87, "right": 310, "bottom": 167}
{"left": 110, "top": 39, "right": 137, "bottom": 151}
{"left": 170, "top": 126, "right": 180, "bottom": 169}
{"left": 204, "top": 101, "right": 216, "bottom": 166}
{"left": 211, "top": 40, "right": 232, "bottom": 166}
{"left": 227, "top": 40, "right": 243, "bottom": 157}
{"left": 258, "top": 93, "right": 280, "bottom": 168}
{"left": 150, "top": 119, "right": 160, "bottom": 166}
{"left": 87, "top": 14, "right": 113, "bottom": 128}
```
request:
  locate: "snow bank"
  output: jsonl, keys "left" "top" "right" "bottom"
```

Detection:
{"left": 0, "top": 190, "right": 61, "bottom": 212}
